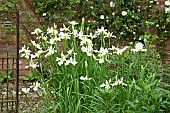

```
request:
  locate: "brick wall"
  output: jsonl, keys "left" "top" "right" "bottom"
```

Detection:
{"left": 0, "top": 41, "right": 30, "bottom": 80}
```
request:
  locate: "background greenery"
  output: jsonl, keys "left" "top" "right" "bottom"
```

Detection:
{"left": 0, "top": 0, "right": 170, "bottom": 53}
{"left": 31, "top": 0, "right": 170, "bottom": 54}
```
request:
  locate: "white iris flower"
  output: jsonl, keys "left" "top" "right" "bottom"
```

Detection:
{"left": 131, "top": 42, "right": 147, "bottom": 52}
{"left": 80, "top": 76, "right": 92, "bottom": 81}
{"left": 31, "top": 28, "right": 42, "bottom": 35}
{"left": 22, "top": 88, "right": 30, "bottom": 94}
{"left": 32, "top": 82, "right": 41, "bottom": 92}
{"left": 122, "top": 11, "right": 127, "bottom": 16}
{"left": 111, "top": 75, "right": 127, "bottom": 86}
{"left": 100, "top": 78, "right": 112, "bottom": 90}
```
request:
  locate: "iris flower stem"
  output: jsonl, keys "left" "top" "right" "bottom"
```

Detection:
{"left": 100, "top": 36, "right": 103, "bottom": 47}
{"left": 64, "top": 39, "right": 67, "bottom": 53}
{"left": 138, "top": 52, "right": 142, "bottom": 76}
{"left": 108, "top": 38, "right": 111, "bottom": 48}
{"left": 121, "top": 54, "right": 125, "bottom": 76}
{"left": 100, "top": 34, "right": 105, "bottom": 47}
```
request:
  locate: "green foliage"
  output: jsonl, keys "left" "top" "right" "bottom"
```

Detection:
{"left": 0, "top": 0, "right": 23, "bottom": 40}
{"left": 31, "top": 0, "right": 170, "bottom": 54}
{"left": 31, "top": 0, "right": 80, "bottom": 24}
{"left": 0, "top": 70, "right": 13, "bottom": 83}
{"left": 0, "top": 0, "right": 18, "bottom": 11}
{"left": 20, "top": 21, "right": 170, "bottom": 112}
{"left": 139, "top": 32, "right": 157, "bottom": 44}
{"left": 23, "top": 70, "right": 38, "bottom": 81}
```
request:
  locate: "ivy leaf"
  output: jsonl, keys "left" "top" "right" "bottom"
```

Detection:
{"left": 0, "top": 74, "right": 6, "bottom": 82}
{"left": 145, "top": 21, "right": 155, "bottom": 26}
{"left": 23, "top": 71, "right": 34, "bottom": 81}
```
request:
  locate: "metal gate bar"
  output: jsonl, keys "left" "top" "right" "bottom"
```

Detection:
{"left": 16, "top": 10, "right": 20, "bottom": 113}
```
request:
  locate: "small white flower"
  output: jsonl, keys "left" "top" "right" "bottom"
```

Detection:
{"left": 19, "top": 45, "right": 31, "bottom": 59}
{"left": 80, "top": 37, "right": 93, "bottom": 47}
{"left": 58, "top": 32, "right": 71, "bottom": 40}
{"left": 45, "top": 46, "right": 57, "bottom": 58}
{"left": 31, "top": 41, "right": 42, "bottom": 50}
{"left": 73, "top": 30, "right": 78, "bottom": 36}
{"left": 68, "top": 21, "right": 79, "bottom": 25}
{"left": 35, "top": 50, "right": 45, "bottom": 58}
{"left": 105, "top": 32, "right": 116, "bottom": 39}
{"left": 100, "top": 79, "right": 112, "bottom": 90}
{"left": 165, "top": 7, "right": 170, "bottom": 13}
{"left": 110, "top": 1, "right": 115, "bottom": 7}
{"left": 89, "top": 33, "right": 97, "bottom": 39}
{"left": 31, "top": 28, "right": 42, "bottom": 35}
{"left": 80, "top": 76, "right": 92, "bottom": 81}
{"left": 100, "top": 15, "right": 105, "bottom": 20}
{"left": 60, "top": 24, "right": 69, "bottom": 32}
{"left": 43, "top": 13, "right": 46, "bottom": 16}
{"left": 56, "top": 52, "right": 67, "bottom": 66}
{"left": 47, "top": 27, "right": 53, "bottom": 34}
{"left": 48, "top": 38, "right": 55, "bottom": 45}
{"left": 32, "top": 82, "right": 40, "bottom": 91}
{"left": 47, "top": 27, "right": 58, "bottom": 35}
{"left": 117, "top": 78, "right": 127, "bottom": 86}
{"left": 112, "top": 12, "right": 115, "bottom": 16}
{"left": 47, "top": 37, "right": 61, "bottom": 44}
{"left": 122, "top": 11, "right": 127, "bottom": 16}
{"left": 98, "top": 57, "right": 105, "bottom": 63}
{"left": 42, "top": 35, "right": 48, "bottom": 41}
{"left": 30, "top": 54, "right": 36, "bottom": 59}
{"left": 111, "top": 75, "right": 127, "bottom": 86}
{"left": 67, "top": 49, "right": 73, "bottom": 55}
{"left": 156, "top": 24, "right": 159, "bottom": 27}
{"left": 81, "top": 46, "right": 93, "bottom": 56}
{"left": 165, "top": 1, "right": 170, "bottom": 6}
{"left": 25, "top": 60, "right": 39, "bottom": 69}
{"left": 97, "top": 26, "right": 107, "bottom": 35}
{"left": 108, "top": 45, "right": 116, "bottom": 51}
{"left": 98, "top": 47, "right": 109, "bottom": 57}
{"left": 114, "top": 46, "right": 129, "bottom": 55}
{"left": 53, "top": 23, "right": 57, "bottom": 29}
{"left": 68, "top": 57, "right": 78, "bottom": 66}
{"left": 135, "top": 42, "right": 144, "bottom": 49}
{"left": 22, "top": 88, "right": 30, "bottom": 94}
{"left": 77, "top": 30, "right": 84, "bottom": 40}
{"left": 67, "top": 53, "right": 78, "bottom": 66}
{"left": 95, "top": 47, "right": 110, "bottom": 63}
{"left": 150, "top": 1, "right": 153, "bottom": 4}
{"left": 131, "top": 42, "right": 147, "bottom": 52}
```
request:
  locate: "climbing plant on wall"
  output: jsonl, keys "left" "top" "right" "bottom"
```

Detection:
{"left": 31, "top": 0, "right": 170, "bottom": 54}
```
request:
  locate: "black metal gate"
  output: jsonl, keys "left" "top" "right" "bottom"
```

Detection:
{"left": 0, "top": 11, "right": 20, "bottom": 113}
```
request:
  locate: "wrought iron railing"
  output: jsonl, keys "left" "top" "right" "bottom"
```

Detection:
{"left": 0, "top": 11, "right": 20, "bottom": 113}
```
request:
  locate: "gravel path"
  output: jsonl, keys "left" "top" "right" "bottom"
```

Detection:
{"left": 0, "top": 81, "right": 44, "bottom": 113}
